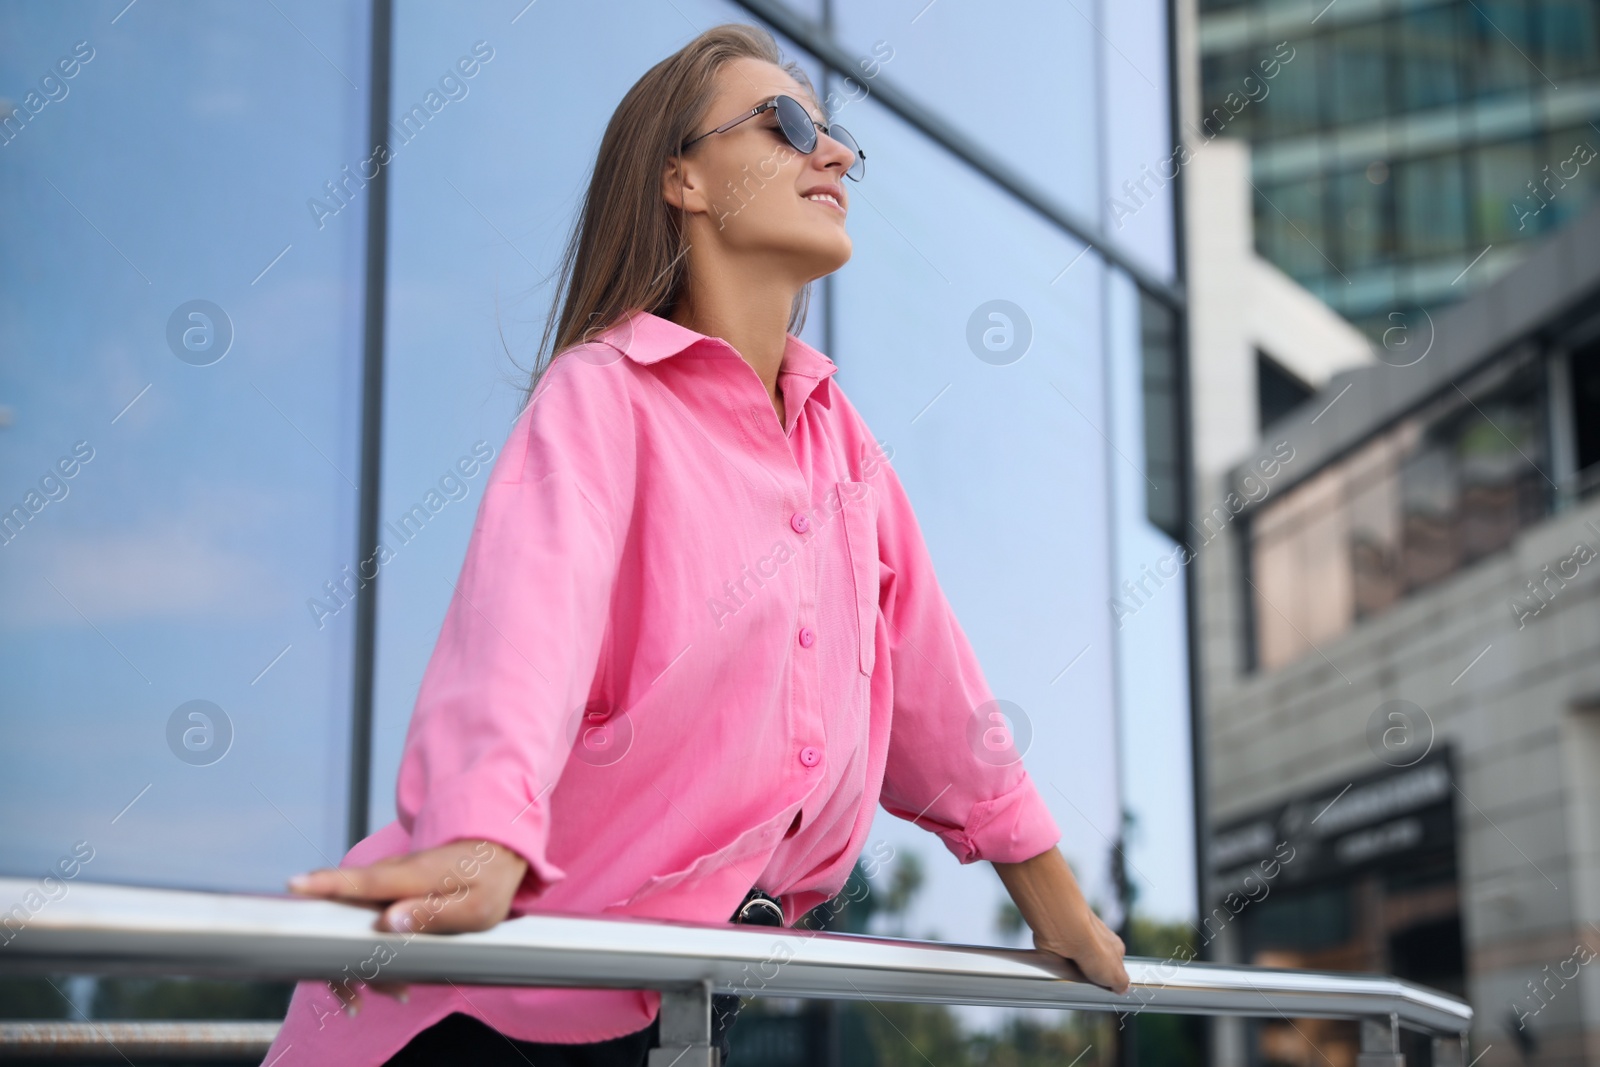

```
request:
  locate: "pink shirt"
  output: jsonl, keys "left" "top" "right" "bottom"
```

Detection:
{"left": 261, "top": 308, "right": 1061, "bottom": 1066}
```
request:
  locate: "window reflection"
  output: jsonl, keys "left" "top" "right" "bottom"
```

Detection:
{"left": 1397, "top": 152, "right": 1467, "bottom": 260}
{"left": 1541, "top": 0, "right": 1600, "bottom": 81}
{"left": 1536, "top": 125, "right": 1600, "bottom": 232}
{"left": 1249, "top": 351, "right": 1549, "bottom": 670}
{"left": 1398, "top": 6, "right": 1463, "bottom": 112}
{"left": 1256, "top": 175, "right": 1328, "bottom": 285}
{"left": 829, "top": 0, "right": 1100, "bottom": 224}
{"left": 0, "top": 0, "right": 369, "bottom": 890}
{"left": 1327, "top": 20, "right": 1389, "bottom": 127}
{"left": 1475, "top": 137, "right": 1544, "bottom": 242}
{"left": 1466, "top": 0, "right": 1534, "bottom": 99}
{"left": 1265, "top": 33, "right": 1321, "bottom": 137}
{"left": 1142, "top": 291, "right": 1184, "bottom": 539}
{"left": 1333, "top": 163, "right": 1393, "bottom": 271}
{"left": 1201, "top": 49, "right": 1260, "bottom": 140}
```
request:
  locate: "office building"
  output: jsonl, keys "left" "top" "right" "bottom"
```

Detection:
{"left": 1194, "top": 161, "right": 1600, "bottom": 1066}
{"left": 1196, "top": 0, "right": 1600, "bottom": 342}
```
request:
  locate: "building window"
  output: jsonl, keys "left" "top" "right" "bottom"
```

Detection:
{"left": 1246, "top": 346, "right": 1548, "bottom": 671}
{"left": 1257, "top": 349, "right": 1314, "bottom": 431}
{"left": 1333, "top": 160, "right": 1399, "bottom": 272}
{"left": 1269, "top": 31, "right": 1323, "bottom": 138}
{"left": 1397, "top": 5, "right": 1464, "bottom": 113}
{"left": 1465, "top": 0, "right": 1536, "bottom": 100}
{"left": 1539, "top": 0, "right": 1600, "bottom": 81}
{"left": 1571, "top": 333, "right": 1600, "bottom": 495}
{"left": 1396, "top": 150, "right": 1469, "bottom": 263}
{"left": 1200, "top": 48, "right": 1260, "bottom": 140}
{"left": 1143, "top": 291, "right": 1184, "bottom": 540}
{"left": 1255, "top": 175, "right": 1330, "bottom": 288}
{"left": 1327, "top": 18, "right": 1391, "bottom": 127}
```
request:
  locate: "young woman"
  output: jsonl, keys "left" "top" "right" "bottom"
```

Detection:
{"left": 263, "top": 22, "right": 1129, "bottom": 1067}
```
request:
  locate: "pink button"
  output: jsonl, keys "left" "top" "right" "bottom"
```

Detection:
{"left": 798, "top": 626, "right": 814, "bottom": 648}
{"left": 799, "top": 746, "right": 821, "bottom": 767}
{"left": 790, "top": 511, "right": 810, "bottom": 534}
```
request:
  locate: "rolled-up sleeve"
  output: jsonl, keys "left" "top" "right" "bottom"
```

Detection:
{"left": 394, "top": 352, "right": 634, "bottom": 894}
{"left": 871, "top": 454, "right": 1062, "bottom": 866}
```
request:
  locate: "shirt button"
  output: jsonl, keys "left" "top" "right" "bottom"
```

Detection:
{"left": 799, "top": 746, "right": 821, "bottom": 767}
{"left": 798, "top": 626, "right": 815, "bottom": 648}
{"left": 790, "top": 511, "right": 810, "bottom": 534}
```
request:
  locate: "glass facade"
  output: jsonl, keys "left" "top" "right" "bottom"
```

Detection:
{"left": 1198, "top": 0, "right": 1600, "bottom": 340}
{"left": 2, "top": 0, "right": 1194, "bottom": 1053}
{"left": 0, "top": 0, "right": 370, "bottom": 894}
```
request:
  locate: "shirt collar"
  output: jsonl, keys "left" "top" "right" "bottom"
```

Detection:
{"left": 593, "top": 308, "right": 836, "bottom": 409}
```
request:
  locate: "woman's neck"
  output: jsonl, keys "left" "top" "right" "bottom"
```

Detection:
{"left": 670, "top": 277, "right": 797, "bottom": 402}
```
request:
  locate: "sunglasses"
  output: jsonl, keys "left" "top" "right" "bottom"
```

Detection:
{"left": 680, "top": 93, "right": 866, "bottom": 182}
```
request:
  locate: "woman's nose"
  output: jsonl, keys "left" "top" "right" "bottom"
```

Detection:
{"left": 816, "top": 132, "right": 856, "bottom": 173}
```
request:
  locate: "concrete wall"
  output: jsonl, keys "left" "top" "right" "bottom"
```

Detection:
{"left": 1202, "top": 487, "right": 1600, "bottom": 1065}
{"left": 1177, "top": 65, "right": 1600, "bottom": 1062}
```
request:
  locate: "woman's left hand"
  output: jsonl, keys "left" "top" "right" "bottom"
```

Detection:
{"left": 286, "top": 837, "right": 531, "bottom": 1015}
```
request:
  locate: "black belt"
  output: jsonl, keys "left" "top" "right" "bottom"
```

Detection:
{"left": 729, "top": 886, "right": 784, "bottom": 926}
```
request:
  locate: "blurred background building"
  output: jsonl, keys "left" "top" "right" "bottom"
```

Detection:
{"left": 1184, "top": 1, "right": 1600, "bottom": 1064}
{"left": 1196, "top": 0, "right": 1600, "bottom": 342}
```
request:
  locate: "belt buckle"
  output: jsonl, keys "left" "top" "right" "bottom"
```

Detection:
{"left": 732, "top": 888, "right": 784, "bottom": 926}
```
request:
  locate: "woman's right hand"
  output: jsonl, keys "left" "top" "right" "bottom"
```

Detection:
{"left": 1039, "top": 906, "right": 1131, "bottom": 996}
{"left": 286, "top": 838, "right": 531, "bottom": 1015}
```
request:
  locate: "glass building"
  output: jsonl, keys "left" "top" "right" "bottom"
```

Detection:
{"left": 1197, "top": 0, "right": 1600, "bottom": 342}
{"left": 1, "top": 1, "right": 1197, "bottom": 1059}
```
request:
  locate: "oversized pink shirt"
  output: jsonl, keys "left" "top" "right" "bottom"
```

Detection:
{"left": 262, "top": 308, "right": 1061, "bottom": 1066}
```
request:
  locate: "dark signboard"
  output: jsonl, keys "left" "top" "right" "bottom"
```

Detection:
{"left": 1209, "top": 746, "right": 1456, "bottom": 901}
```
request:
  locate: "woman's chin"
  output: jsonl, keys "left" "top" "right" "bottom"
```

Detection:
{"left": 801, "top": 237, "right": 852, "bottom": 276}
{"left": 751, "top": 233, "right": 850, "bottom": 281}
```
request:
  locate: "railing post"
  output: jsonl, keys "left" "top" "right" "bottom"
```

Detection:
{"left": 648, "top": 979, "right": 719, "bottom": 1067}
{"left": 1431, "top": 1031, "right": 1467, "bottom": 1067}
{"left": 1358, "top": 1013, "right": 1404, "bottom": 1067}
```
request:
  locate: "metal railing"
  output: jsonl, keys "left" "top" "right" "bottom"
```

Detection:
{"left": 0, "top": 877, "right": 1472, "bottom": 1065}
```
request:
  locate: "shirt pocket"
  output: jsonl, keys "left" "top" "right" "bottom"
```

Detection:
{"left": 837, "top": 480, "right": 879, "bottom": 677}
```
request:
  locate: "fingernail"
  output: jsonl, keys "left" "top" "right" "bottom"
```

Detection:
{"left": 389, "top": 908, "right": 412, "bottom": 932}
{"left": 344, "top": 1000, "right": 360, "bottom": 1017}
{"left": 396, "top": 989, "right": 410, "bottom": 1003}
{"left": 289, "top": 873, "right": 313, "bottom": 891}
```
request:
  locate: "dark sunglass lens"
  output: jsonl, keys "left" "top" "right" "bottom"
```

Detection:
{"left": 775, "top": 95, "right": 819, "bottom": 154}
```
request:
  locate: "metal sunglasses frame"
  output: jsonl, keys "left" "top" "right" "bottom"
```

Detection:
{"left": 679, "top": 93, "right": 865, "bottom": 182}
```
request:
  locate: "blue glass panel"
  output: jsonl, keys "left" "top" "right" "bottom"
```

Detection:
{"left": 829, "top": 0, "right": 1100, "bottom": 232}
{"left": 0, "top": 0, "right": 370, "bottom": 890}
{"left": 828, "top": 91, "right": 1125, "bottom": 936}
{"left": 1102, "top": 0, "right": 1178, "bottom": 281}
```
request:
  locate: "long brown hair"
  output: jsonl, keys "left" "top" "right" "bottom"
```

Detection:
{"left": 513, "top": 23, "right": 819, "bottom": 409}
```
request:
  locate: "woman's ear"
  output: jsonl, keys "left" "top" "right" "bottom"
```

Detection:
{"left": 662, "top": 155, "right": 697, "bottom": 214}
